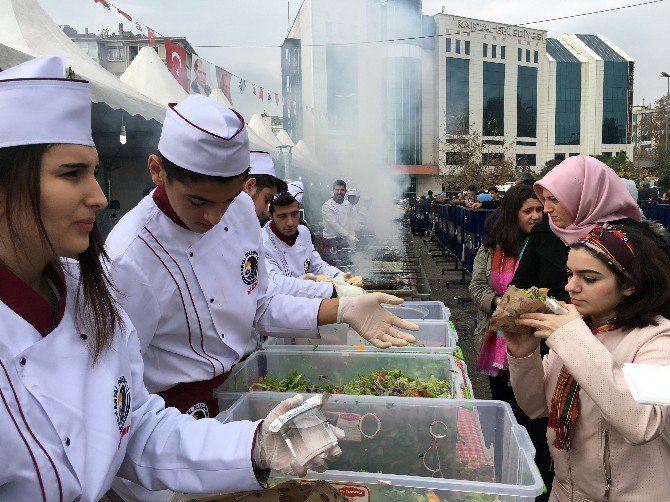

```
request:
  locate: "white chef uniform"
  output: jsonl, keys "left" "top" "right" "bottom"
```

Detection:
{"left": 321, "top": 199, "right": 352, "bottom": 240}
{"left": 0, "top": 262, "right": 264, "bottom": 501}
{"left": 262, "top": 221, "right": 342, "bottom": 299}
{"left": 0, "top": 55, "right": 265, "bottom": 502}
{"left": 105, "top": 95, "right": 322, "bottom": 414}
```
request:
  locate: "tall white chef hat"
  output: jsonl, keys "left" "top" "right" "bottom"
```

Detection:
{"left": 157, "top": 94, "right": 250, "bottom": 177}
{"left": 347, "top": 188, "right": 360, "bottom": 197}
{"left": 0, "top": 55, "right": 93, "bottom": 148}
{"left": 288, "top": 180, "right": 304, "bottom": 204}
{"left": 249, "top": 151, "right": 276, "bottom": 177}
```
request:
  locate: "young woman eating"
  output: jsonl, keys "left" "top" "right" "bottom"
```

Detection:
{"left": 508, "top": 224, "right": 670, "bottom": 501}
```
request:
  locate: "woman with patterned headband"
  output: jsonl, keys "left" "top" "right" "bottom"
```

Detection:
{"left": 507, "top": 224, "right": 670, "bottom": 501}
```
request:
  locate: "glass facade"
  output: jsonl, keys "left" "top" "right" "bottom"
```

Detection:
{"left": 327, "top": 44, "right": 358, "bottom": 130}
{"left": 445, "top": 57, "right": 469, "bottom": 134}
{"left": 483, "top": 62, "right": 504, "bottom": 136}
{"left": 517, "top": 66, "right": 537, "bottom": 137}
{"left": 602, "top": 61, "right": 628, "bottom": 144}
{"left": 555, "top": 62, "right": 581, "bottom": 145}
{"left": 385, "top": 57, "right": 422, "bottom": 165}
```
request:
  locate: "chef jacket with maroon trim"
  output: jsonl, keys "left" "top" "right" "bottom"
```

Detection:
{"left": 105, "top": 189, "right": 322, "bottom": 393}
{"left": 262, "top": 221, "right": 342, "bottom": 299}
{"left": 0, "top": 260, "right": 264, "bottom": 501}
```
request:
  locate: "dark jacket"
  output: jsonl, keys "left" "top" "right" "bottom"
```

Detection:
{"left": 511, "top": 217, "right": 664, "bottom": 302}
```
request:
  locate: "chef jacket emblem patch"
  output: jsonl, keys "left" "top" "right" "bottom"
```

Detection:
{"left": 303, "top": 259, "right": 311, "bottom": 273}
{"left": 187, "top": 402, "right": 210, "bottom": 420}
{"left": 241, "top": 250, "right": 259, "bottom": 293}
{"left": 114, "top": 376, "right": 131, "bottom": 448}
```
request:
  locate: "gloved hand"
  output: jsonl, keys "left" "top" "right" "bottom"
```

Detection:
{"left": 332, "top": 274, "right": 347, "bottom": 285}
{"left": 253, "top": 395, "right": 345, "bottom": 477}
{"left": 346, "top": 234, "right": 359, "bottom": 247}
{"left": 337, "top": 293, "right": 418, "bottom": 348}
{"left": 334, "top": 283, "right": 366, "bottom": 297}
{"left": 297, "top": 273, "right": 318, "bottom": 281}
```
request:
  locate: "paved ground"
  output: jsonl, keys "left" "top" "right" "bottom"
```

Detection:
{"left": 412, "top": 235, "right": 491, "bottom": 400}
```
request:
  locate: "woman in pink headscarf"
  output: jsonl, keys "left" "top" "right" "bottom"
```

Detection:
{"left": 511, "top": 155, "right": 642, "bottom": 303}
{"left": 508, "top": 155, "right": 643, "bottom": 499}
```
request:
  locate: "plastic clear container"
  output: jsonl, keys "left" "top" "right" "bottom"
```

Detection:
{"left": 263, "top": 319, "right": 458, "bottom": 354}
{"left": 216, "top": 393, "right": 544, "bottom": 501}
{"left": 215, "top": 350, "right": 469, "bottom": 411}
{"left": 383, "top": 300, "right": 450, "bottom": 321}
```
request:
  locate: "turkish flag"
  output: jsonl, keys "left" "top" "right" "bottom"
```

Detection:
{"left": 164, "top": 39, "right": 188, "bottom": 92}
{"left": 116, "top": 8, "right": 132, "bottom": 21}
{"left": 94, "top": 0, "right": 110, "bottom": 10}
{"left": 275, "top": 93, "right": 280, "bottom": 105}
{"left": 147, "top": 27, "right": 156, "bottom": 47}
{"left": 215, "top": 66, "right": 233, "bottom": 105}
{"left": 259, "top": 87, "right": 264, "bottom": 101}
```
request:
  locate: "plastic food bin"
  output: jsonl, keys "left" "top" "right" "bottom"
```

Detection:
{"left": 216, "top": 393, "right": 544, "bottom": 501}
{"left": 383, "top": 300, "right": 450, "bottom": 321}
{"left": 263, "top": 319, "right": 458, "bottom": 354}
{"left": 215, "top": 350, "right": 471, "bottom": 411}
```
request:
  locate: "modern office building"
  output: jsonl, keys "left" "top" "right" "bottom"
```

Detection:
{"left": 282, "top": 0, "right": 635, "bottom": 195}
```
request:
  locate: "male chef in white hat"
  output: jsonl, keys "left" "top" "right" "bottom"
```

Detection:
{"left": 263, "top": 189, "right": 362, "bottom": 299}
{"left": 243, "top": 150, "right": 287, "bottom": 224}
{"left": 343, "top": 187, "right": 363, "bottom": 236}
{"left": 106, "top": 94, "right": 417, "bottom": 415}
{"left": 321, "top": 179, "right": 357, "bottom": 263}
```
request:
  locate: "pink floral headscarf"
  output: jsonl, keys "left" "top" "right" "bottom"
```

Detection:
{"left": 534, "top": 155, "right": 641, "bottom": 245}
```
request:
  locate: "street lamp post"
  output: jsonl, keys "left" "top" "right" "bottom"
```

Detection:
{"left": 662, "top": 72, "right": 670, "bottom": 149}
{"left": 276, "top": 145, "right": 293, "bottom": 180}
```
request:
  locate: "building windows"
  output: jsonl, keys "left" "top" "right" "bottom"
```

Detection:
{"left": 482, "top": 153, "right": 505, "bottom": 165}
{"left": 464, "top": 40, "right": 470, "bottom": 55}
{"left": 455, "top": 39, "right": 461, "bottom": 54}
{"left": 446, "top": 38, "right": 451, "bottom": 52}
{"left": 483, "top": 62, "right": 504, "bottom": 136}
{"left": 501, "top": 46, "right": 506, "bottom": 59}
{"left": 446, "top": 57, "right": 469, "bottom": 135}
{"left": 534, "top": 50, "right": 539, "bottom": 64}
{"left": 602, "top": 61, "right": 628, "bottom": 144}
{"left": 555, "top": 153, "right": 566, "bottom": 161}
{"left": 483, "top": 43, "right": 488, "bottom": 57}
{"left": 526, "top": 49, "right": 531, "bottom": 63}
{"left": 516, "top": 154, "right": 537, "bottom": 167}
{"left": 555, "top": 62, "right": 581, "bottom": 145}
{"left": 327, "top": 44, "right": 358, "bottom": 130}
{"left": 518, "top": 48, "right": 522, "bottom": 61}
{"left": 129, "top": 46, "right": 139, "bottom": 61}
{"left": 384, "top": 57, "right": 422, "bottom": 165}
{"left": 517, "top": 66, "right": 538, "bottom": 138}
{"left": 492, "top": 45, "right": 497, "bottom": 58}
{"left": 107, "top": 47, "right": 124, "bottom": 61}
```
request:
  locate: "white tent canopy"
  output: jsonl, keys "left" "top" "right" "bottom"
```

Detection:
{"left": 275, "top": 129, "right": 296, "bottom": 147}
{"left": 120, "top": 46, "right": 188, "bottom": 107}
{"left": 209, "top": 88, "right": 233, "bottom": 108}
{"left": 0, "top": 0, "right": 165, "bottom": 122}
{"left": 249, "top": 114, "right": 282, "bottom": 149}
{"left": 295, "top": 140, "right": 327, "bottom": 170}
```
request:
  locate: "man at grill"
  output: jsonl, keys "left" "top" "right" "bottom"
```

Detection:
{"left": 321, "top": 179, "right": 357, "bottom": 263}
{"left": 263, "top": 190, "right": 364, "bottom": 299}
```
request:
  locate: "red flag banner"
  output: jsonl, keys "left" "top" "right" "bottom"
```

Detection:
{"left": 147, "top": 27, "right": 156, "bottom": 47}
{"left": 259, "top": 87, "right": 265, "bottom": 101}
{"left": 275, "top": 93, "right": 280, "bottom": 105}
{"left": 164, "top": 39, "right": 188, "bottom": 92}
{"left": 94, "top": 0, "right": 110, "bottom": 10}
{"left": 116, "top": 8, "right": 132, "bottom": 21}
{"left": 215, "top": 66, "right": 233, "bottom": 105}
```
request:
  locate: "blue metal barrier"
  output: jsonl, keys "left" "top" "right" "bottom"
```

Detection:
{"left": 640, "top": 200, "right": 670, "bottom": 228}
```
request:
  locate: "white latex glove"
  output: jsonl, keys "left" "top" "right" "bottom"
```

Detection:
{"left": 298, "top": 273, "right": 318, "bottom": 281}
{"left": 332, "top": 274, "right": 347, "bottom": 285}
{"left": 346, "top": 234, "right": 359, "bottom": 247}
{"left": 334, "top": 283, "right": 366, "bottom": 297}
{"left": 253, "top": 395, "right": 344, "bottom": 477}
{"left": 337, "top": 293, "right": 418, "bottom": 348}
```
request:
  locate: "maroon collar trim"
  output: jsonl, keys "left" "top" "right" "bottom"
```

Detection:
{"left": 270, "top": 221, "right": 299, "bottom": 246}
{"left": 0, "top": 263, "right": 66, "bottom": 338}
{"left": 153, "top": 184, "right": 190, "bottom": 231}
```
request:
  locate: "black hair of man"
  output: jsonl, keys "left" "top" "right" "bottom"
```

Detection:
{"left": 516, "top": 171, "right": 535, "bottom": 185}
{"left": 333, "top": 179, "right": 347, "bottom": 189}
{"left": 250, "top": 173, "right": 288, "bottom": 194}
{"left": 109, "top": 200, "right": 121, "bottom": 211}
{"left": 487, "top": 186, "right": 499, "bottom": 193}
{"left": 269, "top": 192, "right": 298, "bottom": 213}
{"left": 427, "top": 190, "right": 433, "bottom": 196}
{"left": 158, "top": 152, "right": 250, "bottom": 184}
{"left": 466, "top": 184, "right": 478, "bottom": 192}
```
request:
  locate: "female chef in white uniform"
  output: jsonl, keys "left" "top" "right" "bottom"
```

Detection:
{"left": 0, "top": 56, "right": 341, "bottom": 501}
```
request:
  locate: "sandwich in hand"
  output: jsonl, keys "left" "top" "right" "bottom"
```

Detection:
{"left": 489, "top": 286, "right": 554, "bottom": 336}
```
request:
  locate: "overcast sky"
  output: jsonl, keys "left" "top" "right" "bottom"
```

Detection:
{"left": 37, "top": 0, "right": 670, "bottom": 119}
